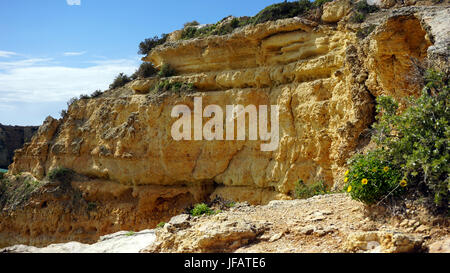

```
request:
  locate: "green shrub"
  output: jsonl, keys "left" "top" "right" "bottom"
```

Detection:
{"left": 181, "top": 26, "right": 199, "bottom": 39}
{"left": 351, "top": 0, "right": 379, "bottom": 23}
{"left": 295, "top": 179, "right": 329, "bottom": 199}
{"left": 109, "top": 73, "right": 131, "bottom": 89}
{"left": 180, "top": 1, "right": 315, "bottom": 40}
{"left": 190, "top": 203, "right": 216, "bottom": 217}
{"left": 153, "top": 80, "right": 195, "bottom": 93}
{"left": 60, "top": 109, "right": 68, "bottom": 118}
{"left": 47, "top": 167, "right": 74, "bottom": 187}
{"left": 0, "top": 175, "right": 43, "bottom": 210}
{"left": 125, "top": 231, "right": 136, "bottom": 236}
{"left": 355, "top": 0, "right": 379, "bottom": 14}
{"left": 157, "top": 222, "right": 166, "bottom": 228}
{"left": 351, "top": 12, "right": 366, "bottom": 23}
{"left": 313, "top": 0, "right": 332, "bottom": 7}
{"left": 67, "top": 97, "right": 78, "bottom": 107}
{"left": 250, "top": 0, "right": 312, "bottom": 25}
{"left": 138, "top": 34, "right": 168, "bottom": 55}
{"left": 345, "top": 150, "right": 405, "bottom": 205}
{"left": 230, "top": 17, "right": 240, "bottom": 28}
{"left": 371, "top": 70, "right": 449, "bottom": 207}
{"left": 181, "top": 24, "right": 218, "bottom": 39}
{"left": 184, "top": 20, "right": 200, "bottom": 28}
{"left": 347, "top": 69, "right": 449, "bottom": 208}
{"left": 132, "top": 62, "right": 157, "bottom": 79}
{"left": 90, "top": 90, "right": 103, "bottom": 98}
{"left": 79, "top": 94, "right": 90, "bottom": 100}
{"left": 356, "top": 24, "right": 376, "bottom": 39}
{"left": 158, "top": 64, "right": 176, "bottom": 78}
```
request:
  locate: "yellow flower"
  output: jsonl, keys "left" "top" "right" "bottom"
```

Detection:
{"left": 372, "top": 168, "right": 377, "bottom": 172}
{"left": 400, "top": 180, "right": 407, "bottom": 187}
{"left": 361, "top": 178, "right": 368, "bottom": 185}
{"left": 344, "top": 177, "right": 349, "bottom": 183}
{"left": 347, "top": 186, "right": 352, "bottom": 192}
{"left": 383, "top": 166, "right": 389, "bottom": 172}
{"left": 354, "top": 174, "right": 358, "bottom": 178}
{"left": 345, "top": 170, "right": 349, "bottom": 177}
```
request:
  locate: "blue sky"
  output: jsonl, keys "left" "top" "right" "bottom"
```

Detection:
{"left": 0, "top": 0, "right": 282, "bottom": 126}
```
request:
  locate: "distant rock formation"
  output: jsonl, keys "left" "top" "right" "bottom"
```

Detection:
{"left": 0, "top": 124, "right": 38, "bottom": 169}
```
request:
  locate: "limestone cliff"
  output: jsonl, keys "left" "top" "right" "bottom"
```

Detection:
{"left": 1, "top": 2, "right": 449, "bottom": 247}
{"left": 0, "top": 124, "right": 38, "bottom": 169}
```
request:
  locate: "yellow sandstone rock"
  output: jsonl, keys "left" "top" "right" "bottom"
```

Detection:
{"left": 10, "top": 13, "right": 434, "bottom": 199}
{"left": 3, "top": 5, "right": 444, "bottom": 246}
{"left": 321, "top": 0, "right": 352, "bottom": 23}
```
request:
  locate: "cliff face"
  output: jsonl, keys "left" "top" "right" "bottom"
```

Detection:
{"left": 12, "top": 18, "right": 372, "bottom": 200}
{"left": 2, "top": 2, "right": 449, "bottom": 246}
{"left": 0, "top": 124, "right": 38, "bottom": 169}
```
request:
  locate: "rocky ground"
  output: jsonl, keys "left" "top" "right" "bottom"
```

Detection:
{"left": 3, "top": 193, "right": 447, "bottom": 253}
{"left": 144, "top": 194, "right": 449, "bottom": 253}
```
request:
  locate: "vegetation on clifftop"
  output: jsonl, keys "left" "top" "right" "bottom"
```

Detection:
{"left": 152, "top": 80, "right": 195, "bottom": 93}
{"left": 138, "top": 0, "right": 338, "bottom": 52}
{"left": 350, "top": 0, "right": 380, "bottom": 23}
{"left": 179, "top": 0, "right": 326, "bottom": 40}
{"left": 109, "top": 73, "right": 132, "bottom": 89}
{"left": 100, "top": 0, "right": 379, "bottom": 95}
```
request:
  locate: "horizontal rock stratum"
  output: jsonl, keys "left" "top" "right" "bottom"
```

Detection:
{"left": 1, "top": 2, "right": 449, "bottom": 247}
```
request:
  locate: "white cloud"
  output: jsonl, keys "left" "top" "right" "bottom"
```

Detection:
{"left": 0, "top": 57, "right": 139, "bottom": 104}
{"left": 0, "top": 51, "right": 18, "bottom": 58}
{"left": 0, "top": 58, "right": 53, "bottom": 70}
{"left": 66, "top": 0, "right": 81, "bottom": 6}
{"left": 64, "top": 51, "right": 86, "bottom": 56}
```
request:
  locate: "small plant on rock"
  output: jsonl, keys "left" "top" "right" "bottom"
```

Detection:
{"left": 190, "top": 203, "right": 216, "bottom": 217}
{"left": 295, "top": 179, "right": 329, "bottom": 199}
{"left": 356, "top": 24, "right": 376, "bottom": 39}
{"left": 153, "top": 80, "right": 195, "bottom": 93}
{"left": 313, "top": 0, "right": 332, "bottom": 7}
{"left": 109, "top": 73, "right": 131, "bottom": 89}
{"left": 47, "top": 167, "right": 75, "bottom": 188}
{"left": 158, "top": 64, "right": 176, "bottom": 78}
{"left": 184, "top": 20, "right": 200, "bottom": 28}
{"left": 90, "top": 90, "right": 104, "bottom": 98}
{"left": 131, "top": 62, "right": 158, "bottom": 79}
{"left": 350, "top": 0, "right": 379, "bottom": 23}
{"left": 138, "top": 34, "right": 168, "bottom": 55}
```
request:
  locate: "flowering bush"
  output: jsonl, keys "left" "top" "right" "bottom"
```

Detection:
{"left": 346, "top": 69, "right": 449, "bottom": 208}
{"left": 345, "top": 150, "right": 405, "bottom": 205}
